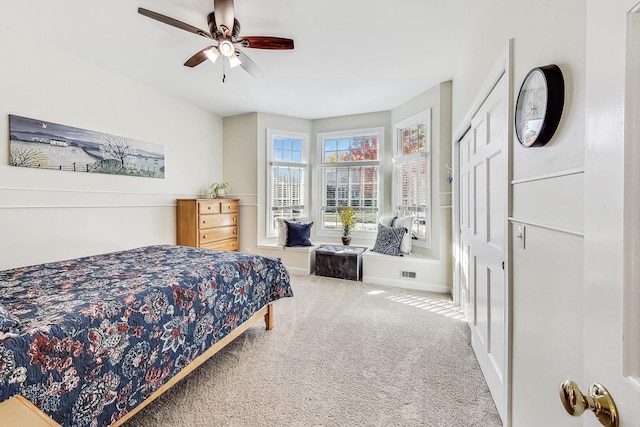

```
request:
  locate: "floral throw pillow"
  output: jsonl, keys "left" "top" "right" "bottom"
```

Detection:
{"left": 372, "top": 224, "right": 407, "bottom": 256}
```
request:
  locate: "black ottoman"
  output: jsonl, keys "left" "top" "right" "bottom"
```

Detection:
{"left": 315, "top": 245, "right": 366, "bottom": 281}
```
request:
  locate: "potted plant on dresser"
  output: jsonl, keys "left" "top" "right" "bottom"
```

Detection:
{"left": 338, "top": 206, "right": 355, "bottom": 245}
{"left": 209, "top": 182, "right": 230, "bottom": 199}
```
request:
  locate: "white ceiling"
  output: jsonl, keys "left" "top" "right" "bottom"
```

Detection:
{"left": 14, "top": 0, "right": 472, "bottom": 120}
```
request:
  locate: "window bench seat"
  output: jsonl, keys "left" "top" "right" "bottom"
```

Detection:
{"left": 256, "top": 243, "right": 320, "bottom": 275}
{"left": 255, "top": 244, "right": 451, "bottom": 294}
{"left": 256, "top": 242, "right": 367, "bottom": 276}
{"left": 362, "top": 250, "right": 451, "bottom": 294}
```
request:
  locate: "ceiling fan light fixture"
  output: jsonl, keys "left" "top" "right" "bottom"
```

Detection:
{"left": 204, "top": 47, "right": 220, "bottom": 64}
{"left": 228, "top": 54, "right": 242, "bottom": 68}
{"left": 218, "top": 39, "right": 235, "bottom": 57}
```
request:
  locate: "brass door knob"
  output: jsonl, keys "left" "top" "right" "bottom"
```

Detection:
{"left": 560, "top": 380, "right": 618, "bottom": 427}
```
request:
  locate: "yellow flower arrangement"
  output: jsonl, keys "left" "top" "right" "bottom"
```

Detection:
{"left": 338, "top": 206, "right": 356, "bottom": 236}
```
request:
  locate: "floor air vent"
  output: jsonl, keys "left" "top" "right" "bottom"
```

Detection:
{"left": 401, "top": 270, "right": 417, "bottom": 279}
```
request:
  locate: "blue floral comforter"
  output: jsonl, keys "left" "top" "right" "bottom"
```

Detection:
{"left": 0, "top": 245, "right": 292, "bottom": 426}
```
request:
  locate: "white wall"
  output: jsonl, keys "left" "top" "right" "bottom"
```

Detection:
{"left": 451, "top": 0, "right": 586, "bottom": 425}
{"left": 0, "top": 11, "right": 223, "bottom": 269}
{"left": 223, "top": 113, "right": 259, "bottom": 254}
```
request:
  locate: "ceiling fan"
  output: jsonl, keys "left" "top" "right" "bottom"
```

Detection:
{"left": 138, "top": 0, "right": 294, "bottom": 79}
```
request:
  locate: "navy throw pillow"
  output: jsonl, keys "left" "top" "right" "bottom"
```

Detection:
{"left": 285, "top": 221, "right": 313, "bottom": 247}
{"left": 372, "top": 224, "right": 406, "bottom": 256}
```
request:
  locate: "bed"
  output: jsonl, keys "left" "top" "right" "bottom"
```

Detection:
{"left": 0, "top": 245, "right": 293, "bottom": 426}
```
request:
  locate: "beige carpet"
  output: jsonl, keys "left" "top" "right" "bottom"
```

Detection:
{"left": 127, "top": 275, "right": 502, "bottom": 427}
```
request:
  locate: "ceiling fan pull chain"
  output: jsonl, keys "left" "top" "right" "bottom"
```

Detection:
{"left": 222, "top": 58, "right": 227, "bottom": 82}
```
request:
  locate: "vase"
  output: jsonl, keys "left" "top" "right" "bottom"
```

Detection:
{"left": 341, "top": 236, "right": 351, "bottom": 245}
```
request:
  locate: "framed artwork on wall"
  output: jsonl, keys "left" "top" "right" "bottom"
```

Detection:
{"left": 8, "top": 115, "right": 165, "bottom": 179}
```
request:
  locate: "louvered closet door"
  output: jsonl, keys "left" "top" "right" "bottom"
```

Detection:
{"left": 458, "top": 74, "right": 508, "bottom": 422}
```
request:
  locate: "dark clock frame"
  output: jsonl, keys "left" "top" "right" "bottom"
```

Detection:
{"left": 515, "top": 64, "right": 565, "bottom": 147}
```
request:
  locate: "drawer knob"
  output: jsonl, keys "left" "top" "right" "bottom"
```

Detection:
{"left": 202, "top": 235, "right": 207, "bottom": 239}
{"left": 233, "top": 230, "right": 237, "bottom": 234}
{"left": 233, "top": 217, "right": 237, "bottom": 221}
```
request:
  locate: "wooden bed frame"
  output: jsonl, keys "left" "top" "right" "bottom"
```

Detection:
{"left": 112, "top": 302, "right": 274, "bottom": 426}
{"left": 0, "top": 303, "right": 273, "bottom": 427}
{"left": 0, "top": 304, "right": 275, "bottom": 426}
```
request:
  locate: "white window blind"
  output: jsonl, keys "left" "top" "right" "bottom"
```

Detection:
{"left": 271, "top": 165, "right": 306, "bottom": 222}
{"left": 393, "top": 153, "right": 430, "bottom": 244}
{"left": 320, "top": 164, "right": 379, "bottom": 232}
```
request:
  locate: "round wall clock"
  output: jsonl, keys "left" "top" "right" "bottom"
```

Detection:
{"left": 515, "top": 64, "right": 565, "bottom": 147}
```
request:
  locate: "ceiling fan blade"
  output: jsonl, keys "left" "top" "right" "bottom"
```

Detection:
{"left": 138, "top": 8, "right": 212, "bottom": 39}
{"left": 236, "top": 49, "right": 263, "bottom": 78}
{"left": 184, "top": 46, "right": 218, "bottom": 67}
{"left": 237, "top": 36, "right": 294, "bottom": 50}
{"left": 213, "top": 0, "right": 235, "bottom": 37}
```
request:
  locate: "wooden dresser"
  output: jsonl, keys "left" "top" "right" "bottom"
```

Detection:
{"left": 176, "top": 198, "right": 239, "bottom": 251}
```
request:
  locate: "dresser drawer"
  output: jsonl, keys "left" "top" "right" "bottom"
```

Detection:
{"left": 199, "top": 213, "right": 237, "bottom": 230}
{"left": 198, "top": 200, "right": 220, "bottom": 214}
{"left": 201, "top": 240, "right": 239, "bottom": 251}
{"left": 220, "top": 201, "right": 238, "bottom": 214}
{"left": 199, "top": 226, "right": 237, "bottom": 245}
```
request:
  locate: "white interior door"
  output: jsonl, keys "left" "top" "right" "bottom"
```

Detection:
{"left": 577, "top": 1, "right": 640, "bottom": 426}
{"left": 459, "top": 74, "right": 508, "bottom": 422}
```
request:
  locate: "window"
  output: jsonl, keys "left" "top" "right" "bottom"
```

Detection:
{"left": 316, "top": 128, "right": 383, "bottom": 234}
{"left": 266, "top": 129, "right": 308, "bottom": 237}
{"left": 393, "top": 110, "right": 431, "bottom": 248}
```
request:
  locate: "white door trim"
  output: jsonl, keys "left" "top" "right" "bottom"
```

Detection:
{"left": 452, "top": 38, "right": 514, "bottom": 425}
{"left": 623, "top": 1, "right": 640, "bottom": 382}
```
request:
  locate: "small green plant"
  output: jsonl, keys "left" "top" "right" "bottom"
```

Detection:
{"left": 338, "top": 206, "right": 356, "bottom": 236}
{"left": 209, "top": 182, "right": 230, "bottom": 198}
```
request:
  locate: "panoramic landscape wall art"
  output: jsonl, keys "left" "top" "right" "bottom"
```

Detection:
{"left": 8, "top": 115, "right": 165, "bottom": 179}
